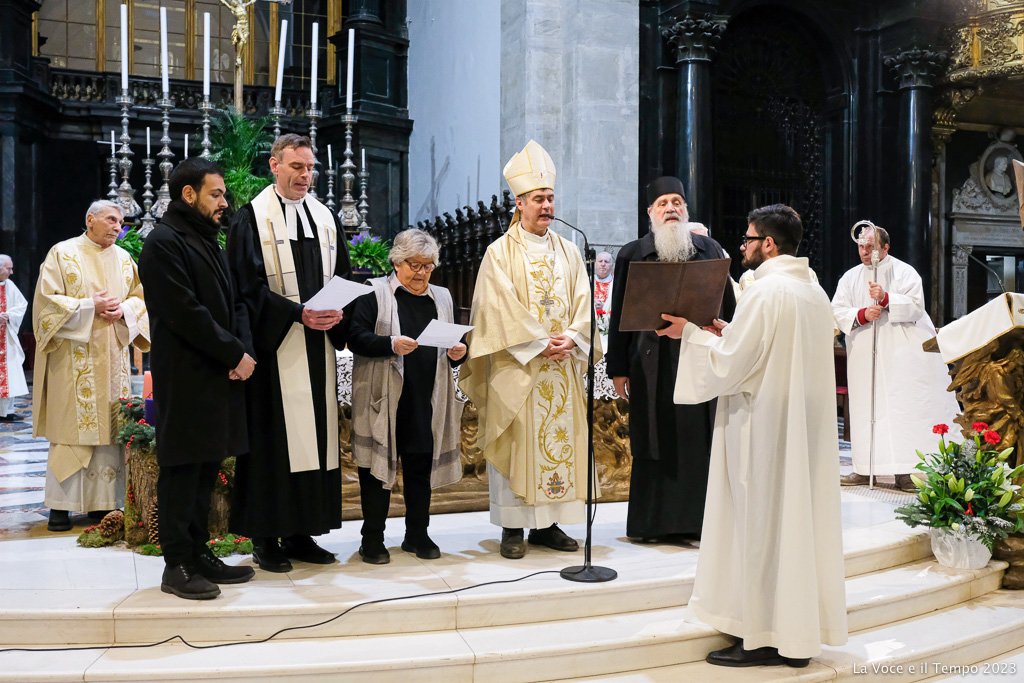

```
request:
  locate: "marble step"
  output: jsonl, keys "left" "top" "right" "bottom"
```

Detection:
{"left": 0, "top": 518, "right": 933, "bottom": 647}
{"left": 924, "top": 644, "right": 1024, "bottom": 681}
{"left": 0, "top": 560, "right": 1009, "bottom": 682}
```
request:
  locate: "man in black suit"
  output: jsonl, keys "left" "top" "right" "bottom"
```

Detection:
{"left": 605, "top": 176, "right": 735, "bottom": 543}
{"left": 139, "top": 158, "right": 256, "bottom": 600}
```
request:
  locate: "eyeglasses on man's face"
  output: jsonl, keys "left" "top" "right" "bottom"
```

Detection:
{"left": 739, "top": 234, "right": 767, "bottom": 246}
{"left": 403, "top": 260, "right": 436, "bottom": 273}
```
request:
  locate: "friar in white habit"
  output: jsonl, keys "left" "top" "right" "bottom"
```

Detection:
{"left": 0, "top": 255, "right": 28, "bottom": 421}
{"left": 659, "top": 204, "right": 847, "bottom": 668}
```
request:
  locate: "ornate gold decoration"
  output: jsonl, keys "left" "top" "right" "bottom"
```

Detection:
{"left": 947, "top": 0, "right": 1024, "bottom": 84}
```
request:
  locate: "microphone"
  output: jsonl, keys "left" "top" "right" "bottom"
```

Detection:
{"left": 551, "top": 216, "right": 594, "bottom": 261}
{"left": 967, "top": 251, "right": 1008, "bottom": 294}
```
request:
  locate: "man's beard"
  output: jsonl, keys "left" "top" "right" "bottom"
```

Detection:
{"left": 652, "top": 220, "right": 696, "bottom": 263}
{"left": 188, "top": 198, "right": 221, "bottom": 229}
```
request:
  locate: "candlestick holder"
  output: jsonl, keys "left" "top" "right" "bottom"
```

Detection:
{"left": 307, "top": 106, "right": 321, "bottom": 198}
{"left": 270, "top": 102, "right": 286, "bottom": 138}
{"left": 199, "top": 97, "right": 213, "bottom": 159}
{"left": 153, "top": 97, "right": 175, "bottom": 218}
{"left": 338, "top": 111, "right": 361, "bottom": 231}
{"left": 357, "top": 161, "right": 370, "bottom": 230}
{"left": 325, "top": 164, "right": 336, "bottom": 210}
{"left": 139, "top": 156, "right": 157, "bottom": 236}
{"left": 107, "top": 149, "right": 119, "bottom": 201}
{"left": 115, "top": 92, "right": 141, "bottom": 219}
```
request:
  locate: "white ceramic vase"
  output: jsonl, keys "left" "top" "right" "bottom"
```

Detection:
{"left": 929, "top": 527, "right": 992, "bottom": 570}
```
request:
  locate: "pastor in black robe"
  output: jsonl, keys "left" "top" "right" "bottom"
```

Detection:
{"left": 605, "top": 231, "right": 736, "bottom": 539}
{"left": 226, "top": 196, "right": 351, "bottom": 539}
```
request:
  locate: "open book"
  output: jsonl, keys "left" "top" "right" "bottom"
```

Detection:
{"left": 616, "top": 258, "right": 731, "bottom": 331}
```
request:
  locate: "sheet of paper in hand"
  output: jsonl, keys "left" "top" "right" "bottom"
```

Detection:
{"left": 415, "top": 319, "right": 474, "bottom": 349}
{"left": 617, "top": 258, "right": 731, "bottom": 331}
{"left": 303, "top": 276, "right": 373, "bottom": 311}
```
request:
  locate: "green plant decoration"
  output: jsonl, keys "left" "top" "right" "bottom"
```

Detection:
{"left": 115, "top": 227, "right": 144, "bottom": 263}
{"left": 348, "top": 233, "right": 392, "bottom": 276}
{"left": 207, "top": 108, "right": 273, "bottom": 211}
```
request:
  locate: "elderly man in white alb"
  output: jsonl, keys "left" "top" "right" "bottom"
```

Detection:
{"left": 34, "top": 200, "right": 149, "bottom": 532}
{"left": 0, "top": 255, "right": 28, "bottom": 421}
{"left": 461, "top": 140, "right": 598, "bottom": 560}
{"left": 831, "top": 224, "right": 960, "bottom": 491}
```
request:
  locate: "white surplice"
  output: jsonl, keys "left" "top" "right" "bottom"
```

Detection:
{"left": 831, "top": 255, "right": 960, "bottom": 475}
{"left": 0, "top": 279, "right": 28, "bottom": 400}
{"left": 673, "top": 255, "right": 847, "bottom": 659}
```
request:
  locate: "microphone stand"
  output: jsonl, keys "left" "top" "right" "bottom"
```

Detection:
{"left": 551, "top": 216, "right": 617, "bottom": 583}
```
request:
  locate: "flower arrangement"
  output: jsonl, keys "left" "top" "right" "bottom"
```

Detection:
{"left": 596, "top": 308, "right": 610, "bottom": 336}
{"left": 895, "top": 422, "right": 1024, "bottom": 550}
{"left": 116, "top": 397, "right": 155, "bottom": 453}
{"left": 348, "top": 233, "right": 392, "bottom": 276}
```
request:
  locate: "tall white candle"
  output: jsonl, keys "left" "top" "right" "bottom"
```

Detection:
{"left": 111, "top": 131, "right": 116, "bottom": 156}
{"left": 202, "top": 12, "right": 211, "bottom": 98}
{"left": 346, "top": 29, "right": 355, "bottom": 110}
{"left": 120, "top": 4, "right": 129, "bottom": 91}
{"left": 160, "top": 7, "right": 169, "bottom": 97}
{"left": 327, "top": 144, "right": 333, "bottom": 168}
{"left": 274, "top": 19, "right": 288, "bottom": 103}
{"left": 146, "top": 127, "right": 151, "bottom": 158}
{"left": 184, "top": 134, "right": 189, "bottom": 159}
{"left": 361, "top": 147, "right": 366, "bottom": 169}
{"left": 310, "top": 22, "right": 319, "bottom": 106}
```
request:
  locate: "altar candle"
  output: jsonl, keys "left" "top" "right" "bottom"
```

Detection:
{"left": 274, "top": 19, "right": 288, "bottom": 103}
{"left": 202, "top": 12, "right": 211, "bottom": 98}
{"left": 120, "top": 4, "right": 129, "bottom": 91}
{"left": 327, "top": 144, "right": 333, "bottom": 168}
{"left": 361, "top": 147, "right": 366, "bottom": 169}
{"left": 310, "top": 22, "right": 319, "bottom": 106}
{"left": 184, "top": 134, "right": 189, "bottom": 159}
{"left": 110, "top": 130, "right": 116, "bottom": 156}
{"left": 346, "top": 29, "right": 355, "bottom": 110}
{"left": 160, "top": 7, "right": 169, "bottom": 97}
{"left": 143, "top": 370, "right": 153, "bottom": 399}
{"left": 146, "top": 127, "right": 151, "bottom": 158}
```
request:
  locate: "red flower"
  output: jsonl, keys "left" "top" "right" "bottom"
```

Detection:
{"left": 966, "top": 502, "right": 974, "bottom": 516}
{"left": 972, "top": 421, "right": 989, "bottom": 432}
{"left": 984, "top": 430, "right": 1001, "bottom": 445}
{"left": 932, "top": 424, "right": 950, "bottom": 435}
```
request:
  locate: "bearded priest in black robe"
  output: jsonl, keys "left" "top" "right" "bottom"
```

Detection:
{"left": 605, "top": 176, "right": 735, "bottom": 542}
{"left": 226, "top": 134, "right": 351, "bottom": 573}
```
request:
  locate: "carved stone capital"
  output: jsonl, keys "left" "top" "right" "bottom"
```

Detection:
{"left": 885, "top": 48, "right": 949, "bottom": 90}
{"left": 662, "top": 14, "right": 728, "bottom": 64}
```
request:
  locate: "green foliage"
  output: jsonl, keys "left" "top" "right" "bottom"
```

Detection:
{"left": 895, "top": 423, "right": 1024, "bottom": 550}
{"left": 115, "top": 397, "right": 156, "bottom": 452}
{"left": 116, "top": 228, "right": 144, "bottom": 263}
{"left": 138, "top": 543, "right": 162, "bottom": 556}
{"left": 207, "top": 108, "right": 273, "bottom": 210}
{"left": 77, "top": 528, "right": 117, "bottom": 548}
{"left": 348, "top": 233, "right": 392, "bottom": 275}
{"left": 208, "top": 534, "right": 253, "bottom": 557}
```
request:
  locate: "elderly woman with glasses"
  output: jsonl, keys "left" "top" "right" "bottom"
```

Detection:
{"left": 346, "top": 228, "right": 467, "bottom": 564}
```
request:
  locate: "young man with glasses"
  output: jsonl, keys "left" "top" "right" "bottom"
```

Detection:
{"left": 658, "top": 204, "right": 847, "bottom": 668}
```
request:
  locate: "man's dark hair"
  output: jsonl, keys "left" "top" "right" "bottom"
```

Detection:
{"left": 169, "top": 158, "right": 223, "bottom": 202}
{"left": 271, "top": 133, "right": 313, "bottom": 159}
{"left": 747, "top": 204, "right": 803, "bottom": 256}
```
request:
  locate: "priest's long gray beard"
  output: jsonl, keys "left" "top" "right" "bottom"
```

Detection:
{"left": 652, "top": 221, "right": 696, "bottom": 262}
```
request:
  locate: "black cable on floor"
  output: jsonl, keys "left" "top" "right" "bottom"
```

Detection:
{"left": 0, "top": 569, "right": 572, "bottom": 654}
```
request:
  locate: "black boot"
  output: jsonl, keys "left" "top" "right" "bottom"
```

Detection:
{"left": 47, "top": 509, "right": 71, "bottom": 532}
{"left": 160, "top": 564, "right": 221, "bottom": 600}
{"left": 282, "top": 535, "right": 336, "bottom": 565}
{"left": 500, "top": 527, "right": 526, "bottom": 559}
{"left": 194, "top": 548, "right": 255, "bottom": 584}
{"left": 252, "top": 537, "right": 292, "bottom": 573}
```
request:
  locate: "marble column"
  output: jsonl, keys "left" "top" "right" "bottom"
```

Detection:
{"left": 884, "top": 47, "right": 947, "bottom": 297}
{"left": 661, "top": 14, "right": 726, "bottom": 222}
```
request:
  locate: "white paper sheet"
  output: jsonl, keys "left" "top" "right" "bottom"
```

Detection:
{"left": 304, "top": 276, "right": 373, "bottom": 311}
{"left": 415, "top": 319, "right": 474, "bottom": 349}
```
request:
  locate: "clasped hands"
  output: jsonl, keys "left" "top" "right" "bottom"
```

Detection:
{"left": 93, "top": 290, "right": 124, "bottom": 322}
{"left": 229, "top": 353, "right": 256, "bottom": 381}
{"left": 541, "top": 334, "right": 576, "bottom": 362}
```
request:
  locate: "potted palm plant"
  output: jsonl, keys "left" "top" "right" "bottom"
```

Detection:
{"left": 895, "top": 421, "right": 1024, "bottom": 569}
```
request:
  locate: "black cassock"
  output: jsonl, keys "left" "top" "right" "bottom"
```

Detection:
{"left": 226, "top": 198, "right": 351, "bottom": 538}
{"left": 605, "top": 231, "right": 736, "bottom": 538}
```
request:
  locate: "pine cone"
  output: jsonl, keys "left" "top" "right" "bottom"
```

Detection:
{"left": 147, "top": 499, "right": 160, "bottom": 546}
{"left": 98, "top": 510, "right": 125, "bottom": 540}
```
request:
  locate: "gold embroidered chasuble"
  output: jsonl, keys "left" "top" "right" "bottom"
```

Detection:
{"left": 32, "top": 235, "right": 149, "bottom": 480}
{"left": 461, "top": 222, "right": 601, "bottom": 505}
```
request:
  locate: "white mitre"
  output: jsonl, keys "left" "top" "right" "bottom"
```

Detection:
{"left": 503, "top": 140, "right": 556, "bottom": 226}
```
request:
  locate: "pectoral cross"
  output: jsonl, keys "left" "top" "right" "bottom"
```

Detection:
{"left": 540, "top": 295, "right": 555, "bottom": 317}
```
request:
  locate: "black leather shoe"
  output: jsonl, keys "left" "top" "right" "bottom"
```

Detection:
{"left": 401, "top": 534, "right": 441, "bottom": 560}
{"left": 500, "top": 527, "right": 526, "bottom": 559}
{"left": 160, "top": 564, "right": 221, "bottom": 600}
{"left": 47, "top": 509, "right": 71, "bottom": 532}
{"left": 359, "top": 540, "right": 391, "bottom": 565}
{"left": 527, "top": 524, "right": 579, "bottom": 552}
{"left": 706, "top": 641, "right": 808, "bottom": 667}
{"left": 282, "top": 535, "right": 336, "bottom": 565}
{"left": 0, "top": 413, "right": 23, "bottom": 422}
{"left": 252, "top": 537, "right": 293, "bottom": 573}
{"left": 194, "top": 548, "right": 255, "bottom": 584}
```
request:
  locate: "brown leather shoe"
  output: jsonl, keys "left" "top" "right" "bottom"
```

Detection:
{"left": 894, "top": 474, "right": 919, "bottom": 492}
{"left": 840, "top": 472, "right": 870, "bottom": 486}
{"left": 500, "top": 527, "right": 526, "bottom": 559}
